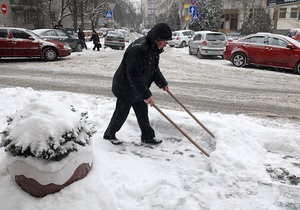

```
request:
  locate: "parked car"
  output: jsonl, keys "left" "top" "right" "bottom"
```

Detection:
{"left": 224, "top": 32, "right": 300, "bottom": 74}
{"left": 286, "top": 28, "right": 300, "bottom": 42}
{"left": 97, "top": 28, "right": 109, "bottom": 37}
{"left": 0, "top": 27, "right": 71, "bottom": 61}
{"left": 168, "top": 30, "right": 195, "bottom": 48}
{"left": 188, "top": 31, "right": 226, "bottom": 59}
{"left": 104, "top": 31, "right": 125, "bottom": 50}
{"left": 116, "top": 29, "right": 130, "bottom": 42}
{"left": 32, "top": 29, "right": 85, "bottom": 52}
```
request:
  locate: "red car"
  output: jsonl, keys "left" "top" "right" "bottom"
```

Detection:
{"left": 224, "top": 33, "right": 300, "bottom": 75}
{"left": 0, "top": 27, "right": 72, "bottom": 61}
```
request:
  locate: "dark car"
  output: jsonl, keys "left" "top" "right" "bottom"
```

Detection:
{"left": 0, "top": 27, "right": 71, "bottom": 61}
{"left": 224, "top": 33, "right": 300, "bottom": 74}
{"left": 32, "top": 29, "right": 85, "bottom": 52}
{"left": 104, "top": 31, "right": 125, "bottom": 50}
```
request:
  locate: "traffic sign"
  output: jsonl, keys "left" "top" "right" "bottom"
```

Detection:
{"left": 190, "top": 0, "right": 197, "bottom": 5}
{"left": 1, "top": 4, "right": 7, "bottom": 14}
{"left": 105, "top": 11, "right": 113, "bottom": 18}
{"left": 189, "top": 6, "right": 196, "bottom": 14}
{"left": 192, "top": 12, "right": 199, "bottom": 20}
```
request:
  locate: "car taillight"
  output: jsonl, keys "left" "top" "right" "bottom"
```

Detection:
{"left": 202, "top": 41, "right": 207, "bottom": 45}
{"left": 106, "top": 38, "right": 112, "bottom": 41}
{"left": 176, "top": 36, "right": 180, "bottom": 40}
{"left": 119, "top": 40, "right": 125, "bottom": 42}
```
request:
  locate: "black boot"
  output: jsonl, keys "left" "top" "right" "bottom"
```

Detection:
{"left": 141, "top": 138, "right": 162, "bottom": 145}
{"left": 103, "top": 134, "right": 123, "bottom": 145}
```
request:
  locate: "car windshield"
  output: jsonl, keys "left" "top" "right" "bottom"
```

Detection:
{"left": 108, "top": 31, "right": 122, "bottom": 37}
{"left": 206, "top": 33, "right": 225, "bottom": 41}
{"left": 282, "top": 35, "right": 300, "bottom": 47}
{"left": 25, "top": 29, "right": 41, "bottom": 39}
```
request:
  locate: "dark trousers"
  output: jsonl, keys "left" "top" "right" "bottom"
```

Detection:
{"left": 104, "top": 99, "right": 155, "bottom": 140}
{"left": 93, "top": 43, "right": 100, "bottom": 51}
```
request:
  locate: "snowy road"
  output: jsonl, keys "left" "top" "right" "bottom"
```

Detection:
{"left": 1, "top": 36, "right": 300, "bottom": 121}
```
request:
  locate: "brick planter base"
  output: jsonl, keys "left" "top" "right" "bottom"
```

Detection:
{"left": 7, "top": 145, "right": 93, "bottom": 197}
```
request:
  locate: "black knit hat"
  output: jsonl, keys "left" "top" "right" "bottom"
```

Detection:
{"left": 147, "top": 23, "right": 172, "bottom": 41}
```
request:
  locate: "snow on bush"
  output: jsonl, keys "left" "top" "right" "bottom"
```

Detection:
{"left": 0, "top": 100, "right": 96, "bottom": 161}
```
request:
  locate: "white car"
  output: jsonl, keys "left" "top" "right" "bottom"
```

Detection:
{"left": 188, "top": 31, "right": 226, "bottom": 59}
{"left": 168, "top": 30, "right": 195, "bottom": 48}
{"left": 116, "top": 29, "right": 130, "bottom": 42}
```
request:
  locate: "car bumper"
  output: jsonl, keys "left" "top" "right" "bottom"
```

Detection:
{"left": 58, "top": 49, "right": 72, "bottom": 57}
{"left": 200, "top": 48, "right": 225, "bottom": 56}
{"left": 105, "top": 42, "right": 125, "bottom": 49}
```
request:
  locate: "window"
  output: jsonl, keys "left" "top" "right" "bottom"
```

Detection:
{"left": 279, "top": 8, "right": 287, "bottom": 18}
{"left": 194, "top": 34, "right": 201, "bottom": 41}
{"left": 268, "top": 37, "right": 288, "bottom": 47}
{"left": 11, "top": 29, "right": 30, "bottom": 39}
{"left": 44, "top": 30, "right": 57, "bottom": 36}
{"left": 56, "top": 30, "right": 68, "bottom": 37}
{"left": 206, "top": 34, "right": 226, "bottom": 41}
{"left": 244, "top": 36, "right": 265, "bottom": 44}
{"left": 224, "top": 14, "right": 229, "bottom": 21}
{"left": 290, "top": 8, "right": 298, "bottom": 18}
{"left": 230, "top": 14, "right": 238, "bottom": 30}
{"left": 0, "top": 29, "right": 8, "bottom": 38}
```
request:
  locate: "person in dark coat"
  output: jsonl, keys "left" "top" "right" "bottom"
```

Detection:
{"left": 90, "top": 30, "right": 100, "bottom": 51}
{"left": 78, "top": 28, "right": 87, "bottom": 50}
{"left": 103, "top": 23, "right": 172, "bottom": 145}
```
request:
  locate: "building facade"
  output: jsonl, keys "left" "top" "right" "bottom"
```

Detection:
{"left": 1, "top": 0, "right": 300, "bottom": 34}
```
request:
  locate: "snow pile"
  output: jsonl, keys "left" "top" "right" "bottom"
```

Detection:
{"left": 0, "top": 100, "right": 95, "bottom": 161}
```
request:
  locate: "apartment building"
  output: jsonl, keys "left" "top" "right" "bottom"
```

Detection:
{"left": 141, "top": 0, "right": 300, "bottom": 34}
{"left": 268, "top": 0, "right": 300, "bottom": 34}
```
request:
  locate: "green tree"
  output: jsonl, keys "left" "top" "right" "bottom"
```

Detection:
{"left": 241, "top": 6, "right": 272, "bottom": 35}
{"left": 189, "top": 0, "right": 223, "bottom": 31}
{"left": 167, "top": 3, "right": 181, "bottom": 31}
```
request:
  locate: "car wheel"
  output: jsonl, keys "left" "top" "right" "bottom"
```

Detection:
{"left": 180, "top": 41, "right": 187, "bottom": 48}
{"left": 232, "top": 53, "right": 246, "bottom": 67}
{"left": 294, "top": 62, "right": 300, "bottom": 74}
{"left": 189, "top": 47, "right": 192, "bottom": 55}
{"left": 43, "top": 47, "right": 58, "bottom": 61}
{"left": 75, "top": 43, "right": 83, "bottom": 52}
{"left": 197, "top": 49, "right": 203, "bottom": 59}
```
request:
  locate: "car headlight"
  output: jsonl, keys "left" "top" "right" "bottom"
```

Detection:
{"left": 64, "top": 43, "right": 72, "bottom": 50}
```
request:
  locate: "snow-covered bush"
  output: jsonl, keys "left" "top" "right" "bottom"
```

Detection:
{"left": 0, "top": 100, "right": 96, "bottom": 161}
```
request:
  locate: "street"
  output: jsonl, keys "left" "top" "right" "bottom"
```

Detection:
{"left": 1, "top": 37, "right": 300, "bottom": 121}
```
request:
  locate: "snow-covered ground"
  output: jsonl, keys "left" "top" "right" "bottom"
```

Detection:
{"left": 0, "top": 39, "right": 299, "bottom": 210}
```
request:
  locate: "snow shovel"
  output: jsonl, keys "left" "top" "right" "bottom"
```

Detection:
{"left": 153, "top": 104, "right": 210, "bottom": 157}
{"left": 166, "top": 90, "right": 215, "bottom": 138}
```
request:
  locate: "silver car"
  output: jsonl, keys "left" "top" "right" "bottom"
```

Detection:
{"left": 188, "top": 31, "right": 226, "bottom": 59}
{"left": 104, "top": 31, "right": 125, "bottom": 50}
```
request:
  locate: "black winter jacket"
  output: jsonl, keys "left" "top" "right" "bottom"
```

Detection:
{"left": 112, "top": 35, "right": 168, "bottom": 102}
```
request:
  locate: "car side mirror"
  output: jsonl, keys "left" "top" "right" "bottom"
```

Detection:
{"left": 28, "top": 36, "right": 35, "bottom": 41}
{"left": 286, "top": 43, "right": 294, "bottom": 49}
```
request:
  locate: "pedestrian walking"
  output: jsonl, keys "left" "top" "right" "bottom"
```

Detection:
{"left": 78, "top": 28, "right": 87, "bottom": 50}
{"left": 103, "top": 23, "right": 172, "bottom": 145}
{"left": 90, "top": 30, "right": 101, "bottom": 51}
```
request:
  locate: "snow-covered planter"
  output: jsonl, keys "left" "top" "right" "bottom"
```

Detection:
{"left": 0, "top": 100, "right": 96, "bottom": 197}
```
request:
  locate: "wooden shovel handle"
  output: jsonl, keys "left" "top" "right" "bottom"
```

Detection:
{"left": 166, "top": 90, "right": 215, "bottom": 138}
{"left": 153, "top": 104, "right": 210, "bottom": 157}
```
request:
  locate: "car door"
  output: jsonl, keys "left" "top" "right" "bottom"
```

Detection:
{"left": 243, "top": 35, "right": 267, "bottom": 65}
{"left": 265, "top": 36, "right": 294, "bottom": 69}
{"left": 10, "top": 29, "right": 40, "bottom": 56}
{"left": 190, "top": 33, "right": 201, "bottom": 53}
{"left": 0, "top": 28, "right": 10, "bottom": 56}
